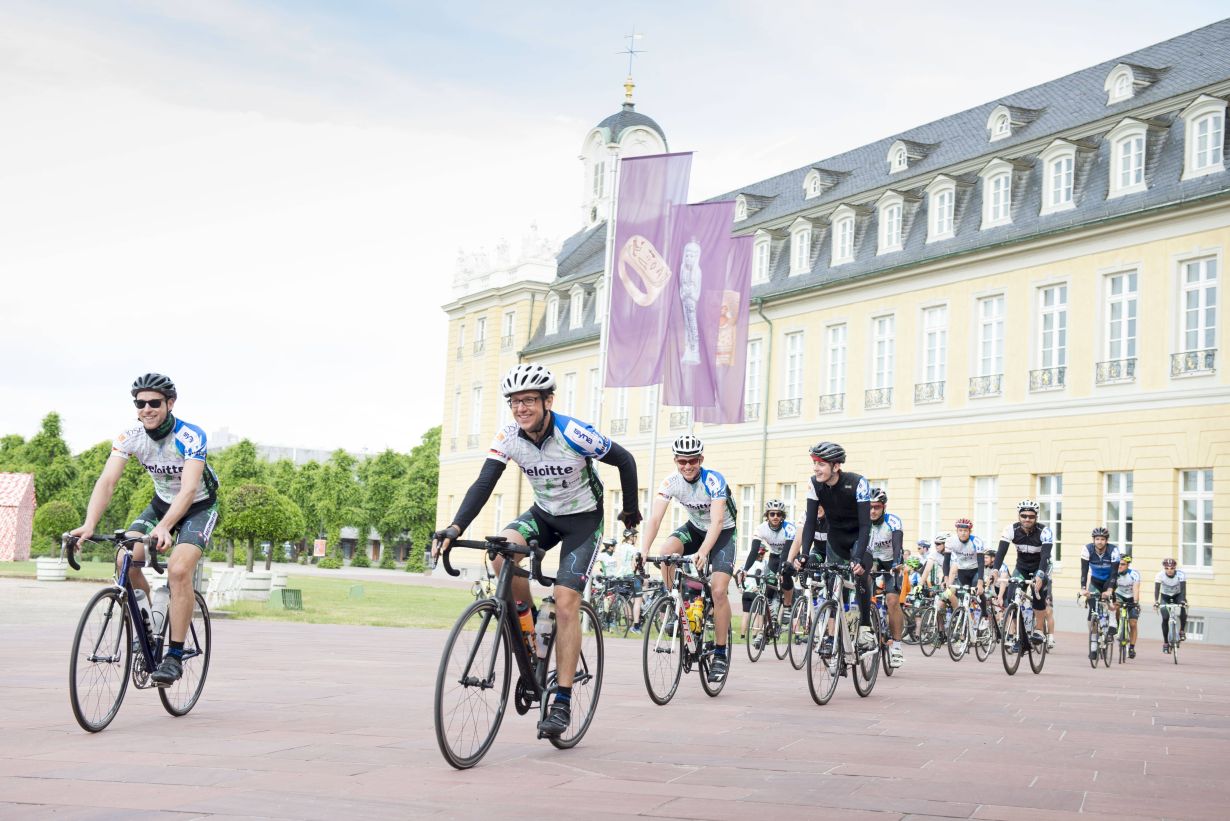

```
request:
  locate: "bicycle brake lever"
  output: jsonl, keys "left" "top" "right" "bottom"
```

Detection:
{"left": 145, "top": 536, "right": 165, "bottom": 575}
{"left": 62, "top": 534, "right": 81, "bottom": 571}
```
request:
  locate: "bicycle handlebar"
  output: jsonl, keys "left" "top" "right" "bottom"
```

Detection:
{"left": 436, "top": 534, "right": 554, "bottom": 588}
{"left": 62, "top": 532, "right": 162, "bottom": 574}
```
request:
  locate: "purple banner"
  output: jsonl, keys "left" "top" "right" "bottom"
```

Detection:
{"left": 605, "top": 152, "right": 692, "bottom": 388}
{"left": 661, "top": 202, "right": 752, "bottom": 424}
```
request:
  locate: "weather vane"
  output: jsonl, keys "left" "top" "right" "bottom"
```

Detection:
{"left": 618, "top": 26, "right": 645, "bottom": 103}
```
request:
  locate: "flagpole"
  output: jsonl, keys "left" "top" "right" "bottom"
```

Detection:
{"left": 595, "top": 144, "right": 621, "bottom": 430}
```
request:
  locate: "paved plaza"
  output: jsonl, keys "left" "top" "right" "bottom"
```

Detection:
{"left": 1, "top": 576, "right": 1228, "bottom": 820}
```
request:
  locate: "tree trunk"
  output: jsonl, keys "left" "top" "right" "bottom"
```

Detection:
{"left": 265, "top": 541, "right": 273, "bottom": 572}
{"left": 246, "top": 537, "right": 256, "bottom": 573}
{"left": 226, "top": 539, "right": 235, "bottom": 568}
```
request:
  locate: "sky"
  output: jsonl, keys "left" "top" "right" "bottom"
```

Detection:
{"left": 2, "top": 0, "right": 1226, "bottom": 455}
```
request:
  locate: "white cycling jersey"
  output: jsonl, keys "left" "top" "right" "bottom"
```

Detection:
{"left": 867, "top": 513, "right": 903, "bottom": 563}
{"left": 112, "top": 419, "right": 219, "bottom": 506}
{"left": 657, "top": 468, "right": 737, "bottom": 530}
{"left": 487, "top": 412, "right": 610, "bottom": 517}
{"left": 753, "top": 520, "right": 795, "bottom": 555}
{"left": 1156, "top": 569, "right": 1186, "bottom": 597}
{"left": 1114, "top": 568, "right": 1141, "bottom": 598}
{"left": 947, "top": 534, "right": 985, "bottom": 571}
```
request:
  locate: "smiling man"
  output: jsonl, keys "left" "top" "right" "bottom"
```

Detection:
{"left": 71, "top": 373, "right": 220, "bottom": 687}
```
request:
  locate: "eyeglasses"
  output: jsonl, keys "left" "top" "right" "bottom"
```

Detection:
{"left": 1019, "top": 513, "right": 1037, "bottom": 519}
{"left": 766, "top": 511, "right": 784, "bottom": 517}
{"left": 675, "top": 457, "right": 701, "bottom": 467}
{"left": 507, "top": 396, "right": 540, "bottom": 409}
{"left": 133, "top": 399, "right": 164, "bottom": 409}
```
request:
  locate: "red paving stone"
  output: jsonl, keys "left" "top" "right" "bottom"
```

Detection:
{"left": 1, "top": 577, "right": 1229, "bottom": 819}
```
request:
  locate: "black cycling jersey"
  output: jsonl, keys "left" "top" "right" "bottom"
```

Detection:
{"left": 800, "top": 471, "right": 871, "bottom": 565}
{"left": 993, "top": 521, "right": 1054, "bottom": 576}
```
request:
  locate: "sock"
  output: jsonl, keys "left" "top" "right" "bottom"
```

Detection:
{"left": 168, "top": 640, "right": 184, "bottom": 660}
{"left": 714, "top": 645, "right": 727, "bottom": 659}
{"left": 892, "top": 641, "right": 900, "bottom": 650}
{"left": 554, "top": 686, "right": 571, "bottom": 705}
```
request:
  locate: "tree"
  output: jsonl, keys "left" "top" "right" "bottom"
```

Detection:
{"left": 217, "top": 484, "right": 306, "bottom": 572}
{"left": 212, "top": 439, "right": 266, "bottom": 487}
{"left": 312, "top": 450, "right": 363, "bottom": 559}
{"left": 360, "top": 449, "right": 410, "bottom": 561}
{"left": 32, "top": 499, "right": 81, "bottom": 555}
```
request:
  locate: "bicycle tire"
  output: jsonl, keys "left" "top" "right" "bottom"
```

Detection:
{"left": 771, "top": 599, "right": 790, "bottom": 661}
{"left": 806, "top": 601, "right": 840, "bottom": 706}
{"left": 1170, "top": 618, "right": 1180, "bottom": 665}
{"left": 1102, "top": 626, "right": 1115, "bottom": 668}
{"left": 1000, "top": 603, "right": 1021, "bottom": 676}
{"left": 158, "top": 591, "right": 212, "bottom": 717}
{"left": 699, "top": 602, "right": 732, "bottom": 698}
{"left": 878, "top": 607, "right": 895, "bottom": 677}
{"left": 745, "top": 595, "right": 767, "bottom": 663}
{"left": 918, "top": 607, "right": 938, "bottom": 657}
{"left": 1027, "top": 623, "right": 1047, "bottom": 674}
{"left": 69, "top": 588, "right": 134, "bottom": 733}
{"left": 787, "top": 597, "right": 811, "bottom": 670}
{"left": 610, "top": 594, "right": 633, "bottom": 638}
{"left": 642, "top": 595, "right": 683, "bottom": 705}
{"left": 434, "top": 599, "right": 511, "bottom": 769}
{"left": 547, "top": 600, "right": 604, "bottom": 749}
{"left": 946, "top": 607, "right": 968, "bottom": 662}
{"left": 853, "top": 611, "right": 880, "bottom": 697}
{"left": 975, "top": 614, "right": 995, "bottom": 663}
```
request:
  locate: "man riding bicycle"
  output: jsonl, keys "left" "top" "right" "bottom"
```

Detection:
{"left": 639, "top": 434, "right": 738, "bottom": 684}
{"left": 1111, "top": 554, "right": 1141, "bottom": 659}
{"left": 433, "top": 363, "right": 640, "bottom": 738}
{"left": 942, "top": 518, "right": 985, "bottom": 641}
{"left": 737, "top": 499, "right": 797, "bottom": 630}
{"left": 865, "top": 488, "right": 905, "bottom": 668}
{"left": 69, "top": 373, "right": 219, "bottom": 687}
{"left": 1154, "top": 558, "right": 1188, "bottom": 653}
{"left": 1080, "top": 527, "right": 1120, "bottom": 658}
{"left": 993, "top": 500, "right": 1055, "bottom": 651}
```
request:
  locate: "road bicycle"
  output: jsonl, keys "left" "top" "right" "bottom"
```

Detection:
{"left": 744, "top": 568, "right": 787, "bottom": 663}
{"left": 1082, "top": 592, "right": 1115, "bottom": 668}
{"left": 914, "top": 588, "right": 945, "bottom": 658}
{"left": 944, "top": 584, "right": 982, "bottom": 662}
{"left": 972, "top": 587, "right": 1001, "bottom": 663}
{"left": 470, "top": 551, "right": 496, "bottom": 600}
{"left": 1000, "top": 573, "right": 1046, "bottom": 676}
{"left": 642, "top": 555, "right": 731, "bottom": 704}
{"left": 64, "top": 532, "right": 211, "bottom": 733}
{"left": 1158, "top": 602, "right": 1186, "bottom": 664}
{"left": 590, "top": 576, "right": 635, "bottom": 638}
{"left": 1112, "top": 594, "right": 1138, "bottom": 664}
{"left": 804, "top": 563, "right": 882, "bottom": 706}
{"left": 787, "top": 564, "right": 827, "bottom": 670}
{"left": 433, "top": 535, "right": 603, "bottom": 769}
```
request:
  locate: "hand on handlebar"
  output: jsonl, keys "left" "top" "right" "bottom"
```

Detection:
{"left": 432, "top": 526, "right": 460, "bottom": 560}
{"left": 149, "top": 524, "right": 174, "bottom": 553}
{"left": 68, "top": 524, "right": 94, "bottom": 544}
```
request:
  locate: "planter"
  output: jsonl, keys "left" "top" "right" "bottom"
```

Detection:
{"left": 36, "top": 557, "right": 69, "bottom": 582}
{"left": 271, "top": 570, "right": 289, "bottom": 591}
{"left": 239, "top": 570, "right": 272, "bottom": 602}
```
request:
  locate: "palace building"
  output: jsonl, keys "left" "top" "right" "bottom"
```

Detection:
{"left": 439, "top": 21, "right": 1230, "bottom": 641}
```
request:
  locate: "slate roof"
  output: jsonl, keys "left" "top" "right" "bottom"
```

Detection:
{"left": 594, "top": 102, "right": 669, "bottom": 147}
{"left": 524, "top": 19, "right": 1230, "bottom": 356}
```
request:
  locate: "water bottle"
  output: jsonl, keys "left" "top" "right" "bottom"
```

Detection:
{"left": 151, "top": 585, "right": 171, "bottom": 637}
{"left": 534, "top": 598, "right": 555, "bottom": 658}
{"left": 1022, "top": 600, "right": 1035, "bottom": 633}
{"left": 133, "top": 589, "right": 153, "bottom": 639}
{"left": 687, "top": 598, "right": 704, "bottom": 634}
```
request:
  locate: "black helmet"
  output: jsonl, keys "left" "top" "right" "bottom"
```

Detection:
{"left": 131, "top": 373, "right": 177, "bottom": 399}
{"left": 1091, "top": 526, "right": 1110, "bottom": 538}
{"left": 809, "top": 441, "right": 846, "bottom": 464}
{"left": 869, "top": 487, "right": 888, "bottom": 504}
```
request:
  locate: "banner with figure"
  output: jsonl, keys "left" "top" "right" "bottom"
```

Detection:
{"left": 660, "top": 201, "right": 751, "bottom": 424}
{"left": 605, "top": 152, "right": 693, "bottom": 387}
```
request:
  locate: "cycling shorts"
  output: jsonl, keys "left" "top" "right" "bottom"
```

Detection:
{"left": 505, "top": 505, "right": 604, "bottom": 593}
{"left": 871, "top": 559, "right": 902, "bottom": 594}
{"left": 129, "top": 499, "right": 220, "bottom": 550}
{"left": 669, "top": 521, "right": 736, "bottom": 575}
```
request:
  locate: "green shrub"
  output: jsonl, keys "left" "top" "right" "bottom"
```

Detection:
{"left": 350, "top": 550, "right": 371, "bottom": 568}
{"left": 405, "top": 547, "right": 425, "bottom": 573}
{"left": 378, "top": 550, "right": 396, "bottom": 569}
{"left": 208, "top": 549, "right": 227, "bottom": 562}
{"left": 33, "top": 499, "right": 81, "bottom": 553}
{"left": 318, "top": 554, "right": 342, "bottom": 569}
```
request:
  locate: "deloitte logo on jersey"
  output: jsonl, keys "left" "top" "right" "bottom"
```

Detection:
{"left": 523, "top": 464, "right": 575, "bottom": 478}
{"left": 145, "top": 464, "right": 184, "bottom": 476}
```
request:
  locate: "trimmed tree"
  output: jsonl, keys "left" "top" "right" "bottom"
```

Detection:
{"left": 217, "top": 484, "right": 306, "bottom": 573}
{"left": 32, "top": 499, "right": 81, "bottom": 556}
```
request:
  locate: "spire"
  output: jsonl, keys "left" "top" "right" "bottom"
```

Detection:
{"left": 618, "top": 27, "right": 644, "bottom": 111}
{"left": 623, "top": 75, "right": 635, "bottom": 108}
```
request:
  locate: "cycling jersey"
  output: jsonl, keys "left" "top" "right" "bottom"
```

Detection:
{"left": 947, "top": 534, "right": 984, "bottom": 571}
{"left": 1114, "top": 568, "right": 1141, "bottom": 599}
{"left": 615, "top": 543, "right": 640, "bottom": 576}
{"left": 867, "top": 513, "right": 903, "bottom": 564}
{"left": 801, "top": 471, "right": 871, "bottom": 562}
{"left": 488, "top": 413, "right": 610, "bottom": 516}
{"left": 657, "top": 468, "right": 737, "bottom": 530}
{"left": 595, "top": 551, "right": 619, "bottom": 577}
{"left": 1080, "top": 543, "right": 1121, "bottom": 586}
{"left": 994, "top": 522, "right": 1054, "bottom": 576}
{"left": 112, "top": 418, "right": 219, "bottom": 509}
{"left": 751, "top": 520, "right": 796, "bottom": 556}
{"left": 1156, "top": 569, "right": 1186, "bottom": 597}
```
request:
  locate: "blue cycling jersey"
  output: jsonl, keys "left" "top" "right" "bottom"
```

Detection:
{"left": 1081, "top": 543, "right": 1121, "bottom": 582}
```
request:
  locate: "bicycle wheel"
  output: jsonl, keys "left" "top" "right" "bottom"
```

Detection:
{"left": 771, "top": 600, "right": 790, "bottom": 661}
{"left": 1087, "top": 623, "right": 1100, "bottom": 669}
{"left": 1028, "top": 623, "right": 1047, "bottom": 674}
{"left": 918, "top": 608, "right": 938, "bottom": 657}
{"left": 547, "top": 600, "right": 604, "bottom": 749}
{"left": 69, "top": 588, "right": 133, "bottom": 733}
{"left": 974, "top": 613, "right": 994, "bottom": 662}
{"left": 878, "top": 608, "right": 895, "bottom": 678}
{"left": 158, "top": 591, "right": 212, "bottom": 717}
{"left": 642, "top": 595, "right": 683, "bottom": 705}
{"left": 852, "top": 612, "right": 880, "bottom": 698}
{"left": 745, "top": 595, "right": 767, "bottom": 663}
{"left": 1000, "top": 604, "right": 1021, "bottom": 675}
{"left": 1102, "top": 626, "right": 1115, "bottom": 668}
{"left": 788, "top": 597, "right": 811, "bottom": 670}
{"left": 699, "top": 603, "right": 732, "bottom": 698}
{"left": 806, "top": 601, "right": 840, "bottom": 706}
{"left": 1170, "top": 618, "right": 1180, "bottom": 665}
{"left": 434, "top": 599, "right": 511, "bottom": 769}
{"left": 946, "top": 607, "right": 968, "bottom": 662}
{"left": 609, "top": 594, "right": 633, "bottom": 638}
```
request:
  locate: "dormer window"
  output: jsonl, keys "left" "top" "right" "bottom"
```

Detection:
{"left": 876, "top": 193, "right": 904, "bottom": 254}
{"left": 892, "top": 147, "right": 907, "bottom": 172}
{"left": 979, "top": 159, "right": 1015, "bottom": 229}
{"left": 752, "top": 231, "right": 771, "bottom": 283}
{"left": 545, "top": 293, "right": 560, "bottom": 335}
{"left": 1106, "top": 119, "right": 1150, "bottom": 198}
{"left": 802, "top": 167, "right": 848, "bottom": 200}
{"left": 993, "top": 113, "right": 1010, "bottom": 138}
{"left": 789, "top": 219, "right": 812, "bottom": 275}
{"left": 1104, "top": 63, "right": 1163, "bottom": 105}
{"left": 1114, "top": 73, "right": 1130, "bottom": 99}
{"left": 830, "top": 206, "right": 856, "bottom": 266}
{"left": 887, "top": 139, "right": 937, "bottom": 174}
{"left": 569, "top": 286, "right": 585, "bottom": 330}
{"left": 734, "top": 195, "right": 748, "bottom": 221}
{"left": 924, "top": 177, "right": 957, "bottom": 242}
{"left": 1038, "top": 140, "right": 1078, "bottom": 214}
{"left": 1181, "top": 95, "right": 1227, "bottom": 180}
{"left": 807, "top": 173, "right": 822, "bottom": 198}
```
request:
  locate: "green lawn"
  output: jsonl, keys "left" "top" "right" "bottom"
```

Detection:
{"left": 0, "top": 560, "right": 116, "bottom": 581}
{"left": 224, "top": 576, "right": 476, "bottom": 629}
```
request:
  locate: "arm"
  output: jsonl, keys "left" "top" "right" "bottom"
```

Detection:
{"left": 1132, "top": 578, "right": 1141, "bottom": 603}
{"left": 890, "top": 530, "right": 903, "bottom": 566}
{"left": 1179, "top": 580, "right": 1187, "bottom": 603}
{"left": 1080, "top": 558, "right": 1090, "bottom": 588}
{"left": 797, "top": 495, "right": 818, "bottom": 562}
{"left": 744, "top": 540, "right": 763, "bottom": 572}
{"left": 597, "top": 441, "right": 640, "bottom": 527}
{"left": 448, "top": 458, "right": 507, "bottom": 534}
{"left": 993, "top": 540, "right": 1010, "bottom": 572}
{"left": 640, "top": 495, "right": 671, "bottom": 555}
{"left": 149, "top": 460, "right": 205, "bottom": 549}
{"left": 851, "top": 500, "right": 872, "bottom": 567}
{"left": 1153, "top": 581, "right": 1160, "bottom": 605}
{"left": 71, "top": 455, "right": 128, "bottom": 540}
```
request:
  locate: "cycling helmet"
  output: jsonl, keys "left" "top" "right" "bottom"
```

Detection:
{"left": 602, "top": 536, "right": 617, "bottom": 548}
{"left": 1162, "top": 558, "right": 1177, "bottom": 569}
{"left": 934, "top": 532, "right": 949, "bottom": 544}
{"left": 916, "top": 538, "right": 930, "bottom": 548}
{"left": 500, "top": 363, "right": 555, "bottom": 397}
{"left": 808, "top": 441, "right": 846, "bottom": 464}
{"left": 954, "top": 518, "right": 973, "bottom": 530}
{"left": 764, "top": 498, "right": 786, "bottom": 513}
{"left": 984, "top": 543, "right": 998, "bottom": 554}
{"left": 1017, "top": 499, "right": 1040, "bottom": 513}
{"left": 131, "top": 372, "right": 177, "bottom": 399}
{"left": 905, "top": 556, "right": 922, "bottom": 569}
{"left": 1091, "top": 526, "right": 1110, "bottom": 538}
{"left": 1119, "top": 554, "right": 1133, "bottom": 564}
{"left": 869, "top": 487, "right": 888, "bottom": 505}
{"left": 672, "top": 434, "right": 703, "bottom": 457}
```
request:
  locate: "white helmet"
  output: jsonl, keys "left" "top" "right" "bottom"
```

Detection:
{"left": 1017, "top": 499, "right": 1040, "bottom": 513}
{"left": 500, "top": 363, "right": 555, "bottom": 397}
{"left": 934, "top": 532, "right": 949, "bottom": 545}
{"left": 672, "top": 434, "right": 703, "bottom": 456}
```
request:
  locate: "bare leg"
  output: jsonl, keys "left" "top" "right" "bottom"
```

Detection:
{"left": 552, "top": 586, "right": 581, "bottom": 687}
{"left": 887, "top": 593, "right": 902, "bottom": 640}
{"left": 124, "top": 532, "right": 152, "bottom": 600}
{"left": 166, "top": 543, "right": 201, "bottom": 642}
{"left": 711, "top": 573, "right": 732, "bottom": 647}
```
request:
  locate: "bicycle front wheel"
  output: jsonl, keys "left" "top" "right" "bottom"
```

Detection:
{"left": 642, "top": 595, "right": 683, "bottom": 705}
{"left": 974, "top": 613, "right": 995, "bottom": 663}
{"left": 434, "top": 599, "right": 511, "bottom": 769}
{"left": 1000, "top": 604, "right": 1021, "bottom": 676}
{"left": 918, "top": 608, "right": 938, "bottom": 657}
{"left": 853, "top": 613, "right": 881, "bottom": 698}
{"left": 946, "top": 608, "right": 968, "bottom": 662}
{"left": 806, "top": 601, "right": 840, "bottom": 706}
{"left": 1102, "top": 626, "right": 1115, "bottom": 668}
{"left": 548, "top": 600, "right": 604, "bottom": 749}
{"left": 69, "top": 588, "right": 133, "bottom": 733}
{"left": 609, "top": 594, "right": 633, "bottom": 638}
{"left": 771, "top": 600, "right": 789, "bottom": 661}
{"left": 787, "top": 597, "right": 811, "bottom": 670}
{"left": 1028, "top": 625, "right": 1047, "bottom": 674}
{"left": 158, "top": 591, "right": 212, "bottom": 717}
{"left": 745, "top": 595, "right": 767, "bottom": 663}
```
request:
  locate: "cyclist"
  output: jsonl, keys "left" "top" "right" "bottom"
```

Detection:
{"left": 615, "top": 529, "right": 645, "bottom": 633}
{"left": 741, "top": 499, "right": 797, "bottom": 621}
{"left": 1080, "top": 527, "right": 1120, "bottom": 658}
{"left": 1154, "top": 558, "right": 1188, "bottom": 653}
{"left": 433, "top": 363, "right": 641, "bottom": 738}
{"left": 919, "top": 533, "right": 949, "bottom": 638}
{"left": 595, "top": 537, "right": 620, "bottom": 578}
{"left": 993, "top": 500, "right": 1055, "bottom": 652}
{"left": 640, "top": 434, "right": 738, "bottom": 684}
{"left": 788, "top": 441, "right": 875, "bottom": 653}
{"left": 69, "top": 373, "right": 220, "bottom": 687}
{"left": 1110, "top": 554, "right": 1141, "bottom": 659}
{"left": 866, "top": 488, "right": 905, "bottom": 668}
{"left": 942, "top": 518, "right": 985, "bottom": 637}
{"left": 739, "top": 544, "right": 768, "bottom": 636}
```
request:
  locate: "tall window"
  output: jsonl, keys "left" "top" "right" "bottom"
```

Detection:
{"left": 1049, "top": 155, "right": 1074, "bottom": 208}
{"left": 493, "top": 494, "right": 504, "bottom": 535}
{"left": 452, "top": 387, "right": 461, "bottom": 436}
{"left": 1039, "top": 284, "right": 1068, "bottom": 370}
{"left": 475, "top": 316, "right": 486, "bottom": 343}
{"left": 1037, "top": 474, "right": 1063, "bottom": 561}
{"left": 1180, "top": 469, "right": 1214, "bottom": 568}
{"left": 458, "top": 323, "right": 466, "bottom": 351}
{"left": 1104, "top": 472, "right": 1133, "bottom": 552}
{"left": 872, "top": 315, "right": 895, "bottom": 389}
{"left": 610, "top": 491, "right": 623, "bottom": 538}
{"left": 753, "top": 237, "right": 770, "bottom": 283}
{"left": 974, "top": 476, "right": 997, "bottom": 540}
{"left": 502, "top": 310, "right": 516, "bottom": 339}
{"left": 826, "top": 324, "right": 847, "bottom": 395}
{"left": 879, "top": 202, "right": 902, "bottom": 252}
{"left": 989, "top": 173, "right": 1011, "bottom": 223}
{"left": 1105, "top": 272, "right": 1138, "bottom": 362}
{"left": 779, "top": 483, "right": 797, "bottom": 524}
{"left": 918, "top": 479, "right": 941, "bottom": 540}
{"left": 784, "top": 331, "right": 804, "bottom": 400}
{"left": 594, "top": 280, "right": 606, "bottom": 323}
{"left": 1116, "top": 135, "right": 1145, "bottom": 190}
{"left": 740, "top": 486, "right": 756, "bottom": 553}
{"left": 977, "top": 295, "right": 1004, "bottom": 376}
{"left": 588, "top": 368, "right": 600, "bottom": 421}
{"left": 545, "top": 295, "right": 559, "bottom": 334}
{"left": 1192, "top": 112, "right": 1225, "bottom": 172}
{"left": 744, "top": 339, "right": 762, "bottom": 409}
{"left": 833, "top": 216, "right": 854, "bottom": 264}
{"left": 791, "top": 227, "right": 812, "bottom": 274}
{"left": 562, "top": 372, "right": 576, "bottom": 409}
{"left": 613, "top": 387, "right": 628, "bottom": 422}
{"left": 569, "top": 289, "right": 584, "bottom": 329}
{"left": 932, "top": 188, "right": 954, "bottom": 239}
{"left": 922, "top": 306, "right": 947, "bottom": 383}
{"left": 469, "top": 387, "right": 483, "bottom": 435}
{"left": 1182, "top": 257, "right": 1218, "bottom": 353}
{"left": 642, "top": 384, "right": 658, "bottom": 421}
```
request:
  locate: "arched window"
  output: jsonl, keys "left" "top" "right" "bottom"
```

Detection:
{"left": 545, "top": 294, "right": 560, "bottom": 334}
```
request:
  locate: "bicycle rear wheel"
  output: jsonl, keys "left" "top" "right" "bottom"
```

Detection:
{"left": 1000, "top": 604, "right": 1021, "bottom": 676}
{"left": 434, "top": 599, "right": 511, "bottom": 769}
{"left": 699, "top": 605, "right": 732, "bottom": 698}
{"left": 918, "top": 608, "right": 938, "bottom": 657}
{"left": 806, "top": 601, "right": 840, "bottom": 706}
{"left": 548, "top": 600, "right": 604, "bottom": 749}
{"left": 642, "top": 595, "right": 683, "bottom": 705}
{"left": 1102, "top": 626, "right": 1115, "bottom": 668}
{"left": 787, "top": 597, "right": 810, "bottom": 670}
{"left": 946, "top": 607, "right": 968, "bottom": 662}
{"left": 1170, "top": 618, "right": 1180, "bottom": 665}
{"left": 771, "top": 600, "right": 789, "bottom": 661}
{"left": 853, "top": 613, "right": 881, "bottom": 697}
{"left": 158, "top": 591, "right": 212, "bottom": 717}
{"left": 745, "top": 595, "right": 767, "bottom": 663}
{"left": 975, "top": 613, "right": 995, "bottom": 662}
{"left": 69, "top": 588, "right": 133, "bottom": 733}
{"left": 1027, "top": 624, "right": 1047, "bottom": 674}
{"left": 610, "top": 594, "right": 633, "bottom": 638}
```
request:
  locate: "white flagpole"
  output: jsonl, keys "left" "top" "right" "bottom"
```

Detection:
{"left": 595, "top": 144, "right": 621, "bottom": 430}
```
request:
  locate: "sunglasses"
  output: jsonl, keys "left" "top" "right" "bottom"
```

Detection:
{"left": 133, "top": 398, "right": 165, "bottom": 409}
{"left": 675, "top": 457, "right": 701, "bottom": 467}
{"left": 1019, "top": 513, "right": 1037, "bottom": 519}
{"left": 766, "top": 511, "right": 784, "bottom": 516}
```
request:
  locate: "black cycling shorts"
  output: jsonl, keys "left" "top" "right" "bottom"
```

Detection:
{"left": 505, "top": 505, "right": 604, "bottom": 593}
{"left": 669, "top": 521, "right": 736, "bottom": 575}
{"left": 130, "top": 499, "right": 220, "bottom": 550}
{"left": 767, "top": 552, "right": 796, "bottom": 591}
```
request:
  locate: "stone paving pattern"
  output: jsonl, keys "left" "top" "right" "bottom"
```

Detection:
{"left": 2, "top": 577, "right": 1228, "bottom": 820}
